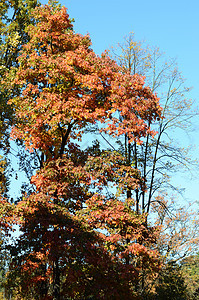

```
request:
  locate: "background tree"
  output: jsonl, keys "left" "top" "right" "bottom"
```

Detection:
{"left": 154, "top": 261, "right": 188, "bottom": 300}
{"left": 0, "top": 1, "right": 40, "bottom": 294}
{"left": 181, "top": 253, "right": 199, "bottom": 299}
{"left": 110, "top": 32, "right": 197, "bottom": 217}
{"left": 151, "top": 194, "right": 199, "bottom": 261}
{"left": 0, "top": 0, "right": 39, "bottom": 148}
{"left": 0, "top": 0, "right": 40, "bottom": 200}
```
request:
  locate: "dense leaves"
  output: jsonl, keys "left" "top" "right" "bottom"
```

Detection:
{"left": 1, "top": 2, "right": 197, "bottom": 300}
{"left": 9, "top": 4, "right": 161, "bottom": 158}
{"left": 4, "top": 2, "right": 163, "bottom": 299}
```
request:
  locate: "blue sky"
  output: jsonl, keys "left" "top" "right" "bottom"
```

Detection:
{"left": 34, "top": 0, "right": 199, "bottom": 206}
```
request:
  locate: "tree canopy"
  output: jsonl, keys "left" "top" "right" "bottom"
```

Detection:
{"left": 0, "top": 1, "right": 198, "bottom": 300}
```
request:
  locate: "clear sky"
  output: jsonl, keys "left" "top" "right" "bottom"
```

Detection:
{"left": 36, "top": 0, "right": 199, "bottom": 206}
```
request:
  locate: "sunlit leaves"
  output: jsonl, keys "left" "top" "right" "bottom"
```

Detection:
{"left": 9, "top": 4, "right": 161, "bottom": 156}
{"left": 4, "top": 3, "right": 164, "bottom": 299}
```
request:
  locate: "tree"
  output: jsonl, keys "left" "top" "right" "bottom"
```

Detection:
{"left": 110, "top": 32, "right": 197, "bottom": 217}
{"left": 155, "top": 261, "right": 188, "bottom": 300}
{"left": 0, "top": 1, "right": 40, "bottom": 295}
{"left": 104, "top": 33, "right": 199, "bottom": 281}
{"left": 151, "top": 194, "right": 199, "bottom": 262}
{"left": 181, "top": 253, "right": 199, "bottom": 299}
{"left": 0, "top": 0, "right": 40, "bottom": 202}
{"left": 0, "top": 0, "right": 39, "bottom": 149}
{"left": 5, "top": 2, "right": 162, "bottom": 299}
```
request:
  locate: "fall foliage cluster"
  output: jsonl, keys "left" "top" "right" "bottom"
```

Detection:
{"left": 0, "top": 1, "right": 198, "bottom": 300}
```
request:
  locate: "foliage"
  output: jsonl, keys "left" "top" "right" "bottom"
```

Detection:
{"left": 0, "top": 197, "right": 14, "bottom": 297}
{"left": 0, "top": 2, "right": 198, "bottom": 300}
{"left": 3, "top": 2, "right": 163, "bottom": 299}
{"left": 0, "top": 0, "right": 39, "bottom": 149}
{"left": 151, "top": 194, "right": 199, "bottom": 261}
{"left": 181, "top": 253, "right": 199, "bottom": 299}
{"left": 0, "top": 1, "right": 40, "bottom": 293}
{"left": 0, "top": 0, "right": 40, "bottom": 206}
{"left": 154, "top": 261, "right": 188, "bottom": 300}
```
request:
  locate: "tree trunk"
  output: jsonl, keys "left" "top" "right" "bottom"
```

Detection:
{"left": 53, "top": 258, "right": 60, "bottom": 300}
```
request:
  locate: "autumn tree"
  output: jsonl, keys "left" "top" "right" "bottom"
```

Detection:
{"left": 151, "top": 194, "right": 199, "bottom": 261}
{"left": 4, "top": 2, "right": 163, "bottom": 300}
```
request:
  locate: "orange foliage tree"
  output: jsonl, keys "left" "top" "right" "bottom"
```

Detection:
{"left": 6, "top": 2, "right": 162, "bottom": 299}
